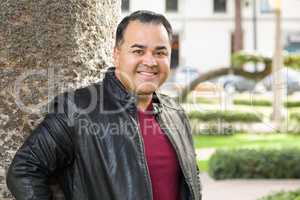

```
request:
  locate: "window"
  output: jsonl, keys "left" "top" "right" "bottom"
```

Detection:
{"left": 213, "top": 0, "right": 227, "bottom": 13}
{"left": 166, "top": 0, "right": 178, "bottom": 12}
{"left": 121, "top": 0, "right": 129, "bottom": 12}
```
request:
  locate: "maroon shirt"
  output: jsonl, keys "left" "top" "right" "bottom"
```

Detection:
{"left": 137, "top": 102, "right": 182, "bottom": 200}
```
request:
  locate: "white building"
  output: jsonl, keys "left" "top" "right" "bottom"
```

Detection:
{"left": 121, "top": 0, "right": 300, "bottom": 72}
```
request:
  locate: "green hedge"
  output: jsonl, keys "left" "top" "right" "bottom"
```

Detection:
{"left": 208, "top": 148, "right": 300, "bottom": 179}
{"left": 285, "top": 54, "right": 300, "bottom": 70}
{"left": 187, "top": 96, "right": 219, "bottom": 104}
{"left": 231, "top": 52, "right": 300, "bottom": 69}
{"left": 233, "top": 99, "right": 272, "bottom": 107}
{"left": 231, "top": 52, "right": 272, "bottom": 69}
{"left": 288, "top": 113, "right": 300, "bottom": 134}
{"left": 285, "top": 101, "right": 300, "bottom": 108}
{"left": 258, "top": 189, "right": 300, "bottom": 200}
{"left": 291, "top": 113, "right": 300, "bottom": 122}
{"left": 188, "top": 110, "right": 262, "bottom": 123}
{"left": 233, "top": 99, "right": 300, "bottom": 108}
{"left": 193, "top": 123, "right": 239, "bottom": 135}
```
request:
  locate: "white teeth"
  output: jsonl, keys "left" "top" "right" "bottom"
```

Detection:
{"left": 139, "top": 72, "right": 155, "bottom": 76}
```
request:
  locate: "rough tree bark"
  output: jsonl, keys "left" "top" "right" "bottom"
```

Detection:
{"left": 0, "top": 0, "right": 120, "bottom": 199}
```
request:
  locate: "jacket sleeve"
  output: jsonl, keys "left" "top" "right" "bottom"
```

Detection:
{"left": 6, "top": 98, "right": 75, "bottom": 200}
{"left": 181, "top": 109, "right": 202, "bottom": 200}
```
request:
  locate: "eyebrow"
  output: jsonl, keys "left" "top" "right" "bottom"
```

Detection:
{"left": 130, "top": 44, "right": 146, "bottom": 49}
{"left": 155, "top": 46, "right": 168, "bottom": 51}
{"left": 130, "top": 44, "right": 168, "bottom": 51}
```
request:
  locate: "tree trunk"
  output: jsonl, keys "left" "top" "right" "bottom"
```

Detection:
{"left": 271, "top": 3, "right": 285, "bottom": 131}
{"left": 233, "top": 0, "right": 243, "bottom": 52}
{"left": 0, "top": 0, "right": 120, "bottom": 199}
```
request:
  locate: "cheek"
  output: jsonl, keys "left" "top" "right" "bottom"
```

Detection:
{"left": 159, "top": 60, "right": 170, "bottom": 73}
{"left": 119, "top": 53, "right": 139, "bottom": 66}
{"left": 124, "top": 58, "right": 141, "bottom": 71}
{"left": 159, "top": 67, "right": 170, "bottom": 81}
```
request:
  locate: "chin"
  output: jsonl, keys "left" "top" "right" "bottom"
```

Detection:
{"left": 136, "top": 87, "right": 157, "bottom": 95}
{"left": 136, "top": 82, "right": 161, "bottom": 93}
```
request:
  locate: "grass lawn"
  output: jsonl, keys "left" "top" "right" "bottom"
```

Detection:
{"left": 193, "top": 133, "right": 300, "bottom": 171}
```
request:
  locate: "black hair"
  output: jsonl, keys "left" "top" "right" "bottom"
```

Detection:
{"left": 115, "top": 10, "right": 173, "bottom": 47}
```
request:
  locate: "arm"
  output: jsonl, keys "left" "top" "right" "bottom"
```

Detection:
{"left": 6, "top": 99, "right": 75, "bottom": 200}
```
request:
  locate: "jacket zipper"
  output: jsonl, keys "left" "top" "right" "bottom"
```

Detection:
{"left": 155, "top": 112, "right": 195, "bottom": 200}
{"left": 132, "top": 113, "right": 154, "bottom": 200}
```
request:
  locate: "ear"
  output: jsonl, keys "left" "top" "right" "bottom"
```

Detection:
{"left": 113, "top": 47, "right": 120, "bottom": 67}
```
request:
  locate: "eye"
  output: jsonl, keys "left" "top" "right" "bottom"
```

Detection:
{"left": 156, "top": 51, "right": 168, "bottom": 57}
{"left": 133, "top": 49, "right": 144, "bottom": 55}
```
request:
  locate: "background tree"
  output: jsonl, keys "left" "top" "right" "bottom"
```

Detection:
{"left": 271, "top": 0, "right": 284, "bottom": 131}
{"left": 233, "top": 0, "right": 244, "bottom": 52}
{"left": 179, "top": 0, "right": 246, "bottom": 101}
{"left": 178, "top": 52, "right": 300, "bottom": 102}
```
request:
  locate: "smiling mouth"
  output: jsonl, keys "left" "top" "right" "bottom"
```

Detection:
{"left": 137, "top": 71, "right": 158, "bottom": 76}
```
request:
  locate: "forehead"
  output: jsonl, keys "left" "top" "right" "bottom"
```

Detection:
{"left": 122, "top": 20, "right": 171, "bottom": 48}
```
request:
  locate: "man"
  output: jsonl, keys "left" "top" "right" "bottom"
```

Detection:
{"left": 7, "top": 10, "right": 202, "bottom": 200}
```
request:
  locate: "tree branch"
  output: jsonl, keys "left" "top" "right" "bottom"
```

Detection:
{"left": 178, "top": 62, "right": 272, "bottom": 102}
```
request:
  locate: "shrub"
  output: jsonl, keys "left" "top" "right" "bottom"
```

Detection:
{"left": 233, "top": 99, "right": 272, "bottom": 107}
{"left": 284, "top": 54, "right": 300, "bottom": 70}
{"left": 233, "top": 99, "right": 300, "bottom": 108}
{"left": 231, "top": 52, "right": 272, "bottom": 69}
{"left": 291, "top": 113, "right": 300, "bottom": 122}
{"left": 231, "top": 52, "right": 300, "bottom": 70}
{"left": 208, "top": 148, "right": 300, "bottom": 179}
{"left": 188, "top": 110, "right": 262, "bottom": 123}
{"left": 258, "top": 188, "right": 300, "bottom": 200}
{"left": 289, "top": 113, "right": 300, "bottom": 134}
{"left": 284, "top": 101, "right": 300, "bottom": 108}
{"left": 187, "top": 96, "right": 219, "bottom": 104}
{"left": 191, "top": 123, "right": 239, "bottom": 135}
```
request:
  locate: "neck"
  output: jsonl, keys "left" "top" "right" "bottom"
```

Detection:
{"left": 137, "top": 94, "right": 153, "bottom": 111}
{"left": 113, "top": 70, "right": 153, "bottom": 110}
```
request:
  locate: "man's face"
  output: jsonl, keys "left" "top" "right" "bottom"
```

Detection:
{"left": 113, "top": 20, "right": 171, "bottom": 95}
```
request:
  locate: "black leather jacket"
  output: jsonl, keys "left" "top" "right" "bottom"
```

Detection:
{"left": 7, "top": 68, "right": 202, "bottom": 200}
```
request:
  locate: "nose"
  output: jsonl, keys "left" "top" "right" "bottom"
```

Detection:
{"left": 142, "top": 52, "right": 157, "bottom": 66}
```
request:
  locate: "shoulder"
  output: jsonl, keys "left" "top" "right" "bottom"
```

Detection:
{"left": 156, "top": 92, "right": 185, "bottom": 112}
{"left": 49, "top": 82, "right": 102, "bottom": 115}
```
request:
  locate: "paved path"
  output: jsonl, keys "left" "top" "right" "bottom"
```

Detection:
{"left": 200, "top": 173, "right": 300, "bottom": 200}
